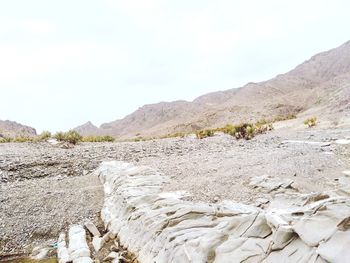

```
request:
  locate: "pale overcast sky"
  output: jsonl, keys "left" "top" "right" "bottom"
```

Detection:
{"left": 1, "top": 0, "right": 350, "bottom": 132}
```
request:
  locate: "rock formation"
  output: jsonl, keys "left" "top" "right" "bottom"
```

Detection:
{"left": 94, "top": 161, "right": 350, "bottom": 263}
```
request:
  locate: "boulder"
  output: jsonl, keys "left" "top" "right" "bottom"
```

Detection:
{"left": 84, "top": 221, "right": 101, "bottom": 237}
{"left": 68, "top": 225, "right": 92, "bottom": 262}
{"left": 57, "top": 233, "right": 70, "bottom": 263}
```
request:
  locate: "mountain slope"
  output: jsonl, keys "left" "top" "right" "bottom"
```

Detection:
{"left": 74, "top": 121, "right": 101, "bottom": 137}
{"left": 76, "top": 41, "right": 350, "bottom": 138}
{"left": 0, "top": 120, "right": 37, "bottom": 138}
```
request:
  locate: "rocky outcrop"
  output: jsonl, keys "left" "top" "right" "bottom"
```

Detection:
{"left": 95, "top": 161, "right": 350, "bottom": 263}
{"left": 0, "top": 120, "right": 36, "bottom": 138}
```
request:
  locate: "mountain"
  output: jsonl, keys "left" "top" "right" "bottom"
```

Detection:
{"left": 0, "top": 120, "right": 37, "bottom": 138}
{"left": 76, "top": 41, "right": 350, "bottom": 138}
{"left": 74, "top": 121, "right": 101, "bottom": 137}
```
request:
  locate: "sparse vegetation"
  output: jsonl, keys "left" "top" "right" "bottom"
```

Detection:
{"left": 0, "top": 114, "right": 298, "bottom": 144}
{"left": 0, "top": 136, "right": 34, "bottom": 143}
{"left": 0, "top": 137, "right": 13, "bottom": 143}
{"left": 39, "top": 131, "right": 52, "bottom": 141}
{"left": 54, "top": 132, "right": 66, "bottom": 141}
{"left": 195, "top": 119, "right": 274, "bottom": 140}
{"left": 13, "top": 136, "right": 34, "bottom": 143}
{"left": 214, "top": 114, "right": 296, "bottom": 140}
{"left": 0, "top": 132, "right": 116, "bottom": 144}
{"left": 304, "top": 117, "right": 317, "bottom": 128}
{"left": 159, "top": 132, "right": 187, "bottom": 139}
{"left": 82, "top": 135, "right": 115, "bottom": 142}
{"left": 130, "top": 136, "right": 147, "bottom": 142}
{"left": 196, "top": 129, "right": 215, "bottom": 139}
{"left": 219, "top": 122, "right": 271, "bottom": 140}
{"left": 62, "top": 130, "right": 82, "bottom": 144}
{"left": 273, "top": 114, "right": 297, "bottom": 122}
{"left": 54, "top": 130, "right": 82, "bottom": 145}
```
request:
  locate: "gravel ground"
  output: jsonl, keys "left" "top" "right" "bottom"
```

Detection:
{"left": 1, "top": 126, "right": 350, "bottom": 256}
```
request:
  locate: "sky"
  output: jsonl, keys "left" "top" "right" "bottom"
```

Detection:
{"left": 0, "top": 0, "right": 350, "bottom": 133}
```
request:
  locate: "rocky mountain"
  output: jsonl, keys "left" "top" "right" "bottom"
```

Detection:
{"left": 76, "top": 40, "right": 350, "bottom": 138}
{"left": 0, "top": 120, "right": 37, "bottom": 138}
{"left": 74, "top": 121, "right": 101, "bottom": 137}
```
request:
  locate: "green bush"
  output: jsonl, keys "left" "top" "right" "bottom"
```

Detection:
{"left": 194, "top": 120, "right": 274, "bottom": 141}
{"left": 273, "top": 114, "right": 297, "bottom": 122}
{"left": 219, "top": 121, "right": 273, "bottom": 140}
{"left": 219, "top": 124, "right": 236, "bottom": 136}
{"left": 54, "top": 132, "right": 66, "bottom": 141}
{"left": 159, "top": 132, "right": 187, "bottom": 139}
{"left": 82, "top": 135, "right": 115, "bottom": 142}
{"left": 195, "top": 129, "right": 214, "bottom": 139}
{"left": 39, "top": 131, "right": 52, "bottom": 141}
{"left": 131, "top": 136, "right": 146, "bottom": 142}
{"left": 0, "top": 137, "right": 13, "bottom": 143}
{"left": 54, "top": 130, "right": 82, "bottom": 144}
{"left": 102, "top": 135, "right": 115, "bottom": 142}
{"left": 13, "top": 136, "right": 33, "bottom": 143}
{"left": 304, "top": 117, "right": 317, "bottom": 128}
{"left": 233, "top": 123, "right": 255, "bottom": 140}
{"left": 63, "top": 130, "right": 82, "bottom": 144}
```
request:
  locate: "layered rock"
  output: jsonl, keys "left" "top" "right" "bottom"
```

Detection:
{"left": 95, "top": 161, "right": 350, "bottom": 263}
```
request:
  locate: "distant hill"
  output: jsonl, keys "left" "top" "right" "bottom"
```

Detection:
{"left": 0, "top": 120, "right": 37, "bottom": 138}
{"left": 74, "top": 121, "right": 101, "bottom": 137}
{"left": 75, "top": 41, "right": 350, "bottom": 138}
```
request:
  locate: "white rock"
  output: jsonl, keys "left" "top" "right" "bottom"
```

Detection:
{"left": 30, "top": 247, "right": 49, "bottom": 260}
{"left": 94, "top": 161, "right": 350, "bottom": 263}
{"left": 103, "top": 252, "right": 120, "bottom": 261}
{"left": 57, "top": 233, "right": 70, "bottom": 263}
{"left": 271, "top": 225, "right": 294, "bottom": 250}
{"left": 68, "top": 225, "right": 92, "bottom": 262}
{"left": 92, "top": 236, "right": 103, "bottom": 252}
{"left": 342, "top": 170, "right": 350, "bottom": 176}
{"left": 84, "top": 221, "right": 101, "bottom": 237}
{"left": 47, "top": 138, "right": 60, "bottom": 145}
{"left": 73, "top": 257, "right": 93, "bottom": 263}
{"left": 317, "top": 231, "right": 350, "bottom": 263}
{"left": 335, "top": 139, "right": 350, "bottom": 145}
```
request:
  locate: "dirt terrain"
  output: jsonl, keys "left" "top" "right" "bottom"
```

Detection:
{"left": 1, "top": 123, "right": 350, "bottom": 257}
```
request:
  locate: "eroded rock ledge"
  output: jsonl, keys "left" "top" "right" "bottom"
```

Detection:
{"left": 95, "top": 161, "right": 350, "bottom": 263}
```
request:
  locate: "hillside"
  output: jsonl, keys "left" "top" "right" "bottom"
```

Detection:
{"left": 74, "top": 121, "right": 101, "bottom": 137}
{"left": 75, "top": 41, "right": 350, "bottom": 138}
{"left": 0, "top": 120, "right": 37, "bottom": 138}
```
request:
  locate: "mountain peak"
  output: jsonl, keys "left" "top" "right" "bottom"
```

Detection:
{"left": 73, "top": 121, "right": 100, "bottom": 136}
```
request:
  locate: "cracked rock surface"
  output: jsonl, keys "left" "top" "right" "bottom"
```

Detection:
{"left": 97, "top": 161, "right": 350, "bottom": 263}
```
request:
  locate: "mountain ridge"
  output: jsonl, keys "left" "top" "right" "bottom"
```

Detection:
{"left": 75, "top": 41, "right": 350, "bottom": 138}
{"left": 0, "top": 120, "right": 37, "bottom": 138}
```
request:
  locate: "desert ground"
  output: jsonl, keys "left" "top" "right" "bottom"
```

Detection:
{"left": 1, "top": 121, "right": 350, "bottom": 259}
